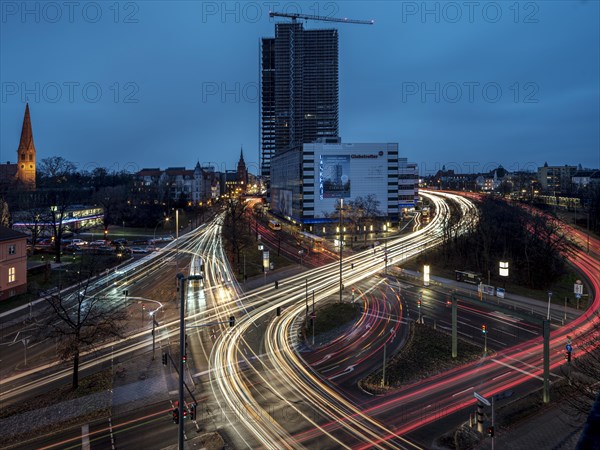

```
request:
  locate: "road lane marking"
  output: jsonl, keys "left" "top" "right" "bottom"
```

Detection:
{"left": 452, "top": 386, "right": 473, "bottom": 397}
{"left": 491, "top": 358, "right": 543, "bottom": 381}
{"left": 493, "top": 371, "right": 511, "bottom": 381}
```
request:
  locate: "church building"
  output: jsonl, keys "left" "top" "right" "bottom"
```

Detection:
{"left": 0, "top": 103, "right": 37, "bottom": 190}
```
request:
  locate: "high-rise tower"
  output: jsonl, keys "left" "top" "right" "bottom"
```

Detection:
{"left": 16, "top": 103, "right": 36, "bottom": 189}
{"left": 260, "top": 22, "right": 339, "bottom": 180}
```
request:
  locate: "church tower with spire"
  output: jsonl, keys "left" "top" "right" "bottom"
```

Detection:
{"left": 237, "top": 146, "right": 248, "bottom": 191}
{"left": 16, "top": 103, "right": 36, "bottom": 189}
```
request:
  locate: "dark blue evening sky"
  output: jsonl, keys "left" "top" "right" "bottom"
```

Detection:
{"left": 1, "top": 1, "right": 599, "bottom": 175}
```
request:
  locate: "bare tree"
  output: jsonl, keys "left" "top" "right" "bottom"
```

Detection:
{"left": 38, "top": 156, "right": 76, "bottom": 181}
{"left": 557, "top": 313, "right": 600, "bottom": 417}
{"left": 0, "top": 196, "right": 10, "bottom": 227}
{"left": 92, "top": 185, "right": 129, "bottom": 235}
{"left": 44, "top": 268, "right": 127, "bottom": 389}
{"left": 223, "top": 196, "right": 250, "bottom": 272}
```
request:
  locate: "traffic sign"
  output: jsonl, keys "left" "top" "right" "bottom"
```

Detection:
{"left": 566, "top": 344, "right": 573, "bottom": 352}
{"left": 574, "top": 282, "right": 583, "bottom": 295}
{"left": 474, "top": 391, "right": 491, "bottom": 406}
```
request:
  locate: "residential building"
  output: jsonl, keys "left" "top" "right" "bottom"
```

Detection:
{"left": 0, "top": 227, "right": 28, "bottom": 299}
{"left": 537, "top": 163, "right": 577, "bottom": 193}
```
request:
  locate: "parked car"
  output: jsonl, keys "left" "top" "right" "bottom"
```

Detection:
{"left": 111, "top": 239, "right": 128, "bottom": 246}
{"left": 130, "top": 247, "right": 149, "bottom": 254}
{"left": 72, "top": 239, "right": 88, "bottom": 246}
{"left": 90, "top": 240, "right": 109, "bottom": 247}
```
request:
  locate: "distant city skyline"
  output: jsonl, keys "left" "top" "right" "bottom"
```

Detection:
{"left": 1, "top": 1, "right": 598, "bottom": 174}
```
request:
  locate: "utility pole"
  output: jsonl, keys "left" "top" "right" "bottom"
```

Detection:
{"left": 542, "top": 319, "right": 550, "bottom": 403}
{"left": 381, "top": 342, "right": 387, "bottom": 387}
{"left": 339, "top": 199, "right": 343, "bottom": 303}
{"left": 312, "top": 290, "right": 315, "bottom": 345}
{"left": 177, "top": 274, "right": 186, "bottom": 450}
{"left": 452, "top": 294, "right": 458, "bottom": 358}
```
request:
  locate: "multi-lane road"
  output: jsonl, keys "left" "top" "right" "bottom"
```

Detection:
{"left": 1, "top": 190, "right": 598, "bottom": 449}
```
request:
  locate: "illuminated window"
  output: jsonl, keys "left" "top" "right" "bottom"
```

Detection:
{"left": 8, "top": 245, "right": 16, "bottom": 255}
{"left": 21, "top": 153, "right": 25, "bottom": 160}
{"left": 8, "top": 267, "right": 15, "bottom": 283}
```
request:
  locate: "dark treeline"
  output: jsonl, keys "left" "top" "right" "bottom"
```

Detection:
{"left": 435, "top": 197, "right": 570, "bottom": 290}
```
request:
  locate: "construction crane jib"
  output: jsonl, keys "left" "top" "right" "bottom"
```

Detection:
{"left": 268, "top": 11, "right": 374, "bottom": 25}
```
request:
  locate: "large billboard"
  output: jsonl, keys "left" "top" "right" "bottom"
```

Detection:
{"left": 277, "top": 189, "right": 293, "bottom": 217}
{"left": 319, "top": 155, "right": 351, "bottom": 199}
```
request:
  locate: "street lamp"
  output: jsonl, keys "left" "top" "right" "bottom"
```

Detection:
{"left": 339, "top": 199, "right": 344, "bottom": 303}
{"left": 175, "top": 273, "right": 203, "bottom": 450}
{"left": 154, "top": 217, "right": 170, "bottom": 241}
{"left": 547, "top": 291, "right": 553, "bottom": 320}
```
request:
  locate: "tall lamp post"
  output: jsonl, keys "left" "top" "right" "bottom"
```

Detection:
{"left": 547, "top": 291, "right": 553, "bottom": 320}
{"left": 339, "top": 199, "right": 344, "bottom": 303}
{"left": 154, "top": 217, "right": 170, "bottom": 241}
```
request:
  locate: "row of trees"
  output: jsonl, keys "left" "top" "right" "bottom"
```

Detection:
{"left": 436, "top": 196, "right": 569, "bottom": 289}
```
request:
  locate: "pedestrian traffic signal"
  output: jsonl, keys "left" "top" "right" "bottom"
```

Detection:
{"left": 229, "top": 316, "right": 235, "bottom": 327}
{"left": 190, "top": 403, "right": 196, "bottom": 420}
{"left": 417, "top": 300, "right": 421, "bottom": 308}
{"left": 183, "top": 409, "right": 188, "bottom": 420}
{"left": 482, "top": 324, "right": 487, "bottom": 334}
{"left": 172, "top": 408, "right": 179, "bottom": 424}
{"left": 276, "top": 306, "right": 281, "bottom": 316}
{"left": 162, "top": 352, "right": 168, "bottom": 366}
{"left": 182, "top": 354, "right": 187, "bottom": 363}
{"left": 486, "top": 425, "right": 494, "bottom": 437}
{"left": 274, "top": 281, "right": 279, "bottom": 289}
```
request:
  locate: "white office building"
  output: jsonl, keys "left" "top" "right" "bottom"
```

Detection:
{"left": 270, "top": 138, "right": 418, "bottom": 225}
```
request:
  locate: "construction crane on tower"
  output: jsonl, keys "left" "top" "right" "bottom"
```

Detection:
{"left": 268, "top": 11, "right": 374, "bottom": 25}
{"left": 267, "top": 11, "right": 373, "bottom": 150}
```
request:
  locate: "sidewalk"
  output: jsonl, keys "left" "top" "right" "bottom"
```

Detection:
{"left": 475, "top": 404, "right": 585, "bottom": 450}
{"left": 397, "top": 268, "right": 584, "bottom": 322}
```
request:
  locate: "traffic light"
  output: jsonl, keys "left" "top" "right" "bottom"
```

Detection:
{"left": 274, "top": 281, "right": 279, "bottom": 289}
{"left": 123, "top": 289, "right": 129, "bottom": 297}
{"left": 172, "top": 408, "right": 179, "bottom": 424}
{"left": 565, "top": 351, "right": 572, "bottom": 362}
{"left": 162, "top": 352, "right": 168, "bottom": 366}
{"left": 276, "top": 306, "right": 281, "bottom": 316}
{"left": 182, "top": 409, "right": 188, "bottom": 420}
{"left": 486, "top": 426, "right": 494, "bottom": 437}
{"left": 190, "top": 403, "right": 196, "bottom": 420}
{"left": 182, "top": 354, "right": 187, "bottom": 364}
{"left": 482, "top": 324, "right": 487, "bottom": 334}
{"left": 229, "top": 316, "right": 235, "bottom": 327}
{"left": 417, "top": 300, "right": 421, "bottom": 308}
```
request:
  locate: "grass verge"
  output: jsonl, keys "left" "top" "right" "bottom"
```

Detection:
{"left": 303, "top": 302, "right": 361, "bottom": 336}
{"left": 0, "top": 369, "right": 113, "bottom": 447}
{"left": 361, "top": 323, "right": 482, "bottom": 394}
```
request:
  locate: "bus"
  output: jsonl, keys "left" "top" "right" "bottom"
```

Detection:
{"left": 268, "top": 220, "right": 281, "bottom": 231}
{"left": 296, "top": 231, "right": 325, "bottom": 253}
{"left": 455, "top": 270, "right": 481, "bottom": 285}
{"left": 190, "top": 256, "right": 204, "bottom": 282}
